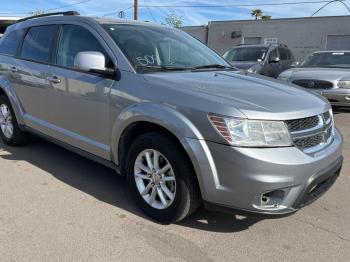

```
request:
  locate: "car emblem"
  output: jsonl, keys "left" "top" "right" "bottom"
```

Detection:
{"left": 308, "top": 81, "right": 315, "bottom": 88}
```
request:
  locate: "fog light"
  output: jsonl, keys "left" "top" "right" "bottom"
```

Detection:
{"left": 260, "top": 190, "right": 285, "bottom": 208}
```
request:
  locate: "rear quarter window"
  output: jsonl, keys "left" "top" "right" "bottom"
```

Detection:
{"left": 21, "top": 25, "right": 58, "bottom": 63}
{"left": 0, "top": 30, "right": 24, "bottom": 56}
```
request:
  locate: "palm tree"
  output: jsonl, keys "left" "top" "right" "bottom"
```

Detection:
{"left": 251, "top": 9, "right": 263, "bottom": 20}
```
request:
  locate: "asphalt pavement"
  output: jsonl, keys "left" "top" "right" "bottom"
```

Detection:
{"left": 0, "top": 108, "right": 349, "bottom": 262}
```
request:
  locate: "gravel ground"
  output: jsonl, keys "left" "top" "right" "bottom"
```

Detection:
{"left": 0, "top": 108, "right": 349, "bottom": 262}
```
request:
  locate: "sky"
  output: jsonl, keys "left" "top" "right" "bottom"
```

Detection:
{"left": 1, "top": 0, "right": 350, "bottom": 26}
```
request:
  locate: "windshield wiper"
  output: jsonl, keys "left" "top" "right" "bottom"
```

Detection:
{"left": 136, "top": 65, "right": 194, "bottom": 72}
{"left": 193, "top": 64, "right": 236, "bottom": 70}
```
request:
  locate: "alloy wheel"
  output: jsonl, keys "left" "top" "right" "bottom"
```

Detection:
{"left": 134, "top": 149, "right": 176, "bottom": 209}
{"left": 0, "top": 104, "right": 14, "bottom": 139}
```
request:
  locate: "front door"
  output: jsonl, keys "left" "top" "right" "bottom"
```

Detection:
{"left": 44, "top": 24, "right": 116, "bottom": 159}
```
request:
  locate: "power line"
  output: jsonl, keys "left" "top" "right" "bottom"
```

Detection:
{"left": 98, "top": 5, "right": 134, "bottom": 17}
{"left": 144, "top": 0, "right": 158, "bottom": 23}
{"left": 0, "top": 0, "right": 95, "bottom": 15}
{"left": 136, "top": 0, "right": 335, "bottom": 8}
{"left": 43, "top": 0, "right": 95, "bottom": 13}
{"left": 311, "top": 0, "right": 350, "bottom": 16}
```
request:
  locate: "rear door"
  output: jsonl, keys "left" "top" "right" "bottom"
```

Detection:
{"left": 12, "top": 24, "right": 60, "bottom": 127}
{"left": 278, "top": 47, "right": 292, "bottom": 73}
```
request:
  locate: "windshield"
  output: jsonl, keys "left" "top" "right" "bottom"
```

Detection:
{"left": 300, "top": 52, "right": 350, "bottom": 68}
{"left": 102, "top": 24, "right": 230, "bottom": 73}
{"left": 223, "top": 47, "right": 268, "bottom": 62}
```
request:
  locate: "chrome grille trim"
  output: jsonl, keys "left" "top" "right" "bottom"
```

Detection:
{"left": 285, "top": 111, "right": 334, "bottom": 154}
{"left": 292, "top": 79, "right": 333, "bottom": 89}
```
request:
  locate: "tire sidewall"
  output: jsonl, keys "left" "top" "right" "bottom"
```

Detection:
{"left": 0, "top": 96, "right": 16, "bottom": 144}
{"left": 126, "top": 133, "right": 191, "bottom": 223}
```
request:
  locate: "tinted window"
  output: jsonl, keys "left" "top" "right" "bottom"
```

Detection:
{"left": 269, "top": 48, "right": 278, "bottom": 60}
{"left": 300, "top": 52, "right": 350, "bottom": 68}
{"left": 0, "top": 30, "right": 24, "bottom": 56}
{"left": 57, "top": 25, "right": 109, "bottom": 68}
{"left": 278, "top": 47, "right": 288, "bottom": 60}
{"left": 223, "top": 47, "right": 268, "bottom": 62}
{"left": 21, "top": 25, "right": 58, "bottom": 63}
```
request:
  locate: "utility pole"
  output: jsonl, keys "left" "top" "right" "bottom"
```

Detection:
{"left": 134, "top": 0, "right": 138, "bottom": 20}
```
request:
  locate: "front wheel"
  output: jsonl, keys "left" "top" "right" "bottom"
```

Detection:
{"left": 126, "top": 132, "right": 201, "bottom": 223}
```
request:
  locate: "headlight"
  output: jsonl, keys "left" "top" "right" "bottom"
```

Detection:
{"left": 209, "top": 114, "right": 292, "bottom": 147}
{"left": 278, "top": 77, "right": 289, "bottom": 81}
{"left": 337, "top": 80, "right": 350, "bottom": 88}
{"left": 247, "top": 67, "right": 257, "bottom": 74}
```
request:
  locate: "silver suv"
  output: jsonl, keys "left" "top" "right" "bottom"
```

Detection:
{"left": 0, "top": 12, "right": 343, "bottom": 223}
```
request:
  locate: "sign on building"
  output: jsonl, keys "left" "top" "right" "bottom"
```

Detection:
{"left": 264, "top": 37, "right": 278, "bottom": 45}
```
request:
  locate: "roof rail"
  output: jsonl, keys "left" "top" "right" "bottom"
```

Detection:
{"left": 16, "top": 11, "right": 80, "bottom": 23}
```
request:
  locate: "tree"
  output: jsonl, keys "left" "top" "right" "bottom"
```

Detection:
{"left": 251, "top": 9, "right": 263, "bottom": 20}
{"left": 29, "top": 10, "right": 46, "bottom": 16}
{"left": 161, "top": 12, "right": 183, "bottom": 27}
{"left": 261, "top": 15, "right": 272, "bottom": 20}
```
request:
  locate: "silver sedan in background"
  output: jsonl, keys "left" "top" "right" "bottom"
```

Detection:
{"left": 278, "top": 51, "right": 350, "bottom": 107}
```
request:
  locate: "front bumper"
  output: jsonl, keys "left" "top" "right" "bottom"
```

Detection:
{"left": 315, "top": 89, "right": 350, "bottom": 106}
{"left": 188, "top": 128, "right": 343, "bottom": 216}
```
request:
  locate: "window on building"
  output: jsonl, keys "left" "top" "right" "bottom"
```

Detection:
{"left": 0, "top": 30, "right": 24, "bottom": 56}
{"left": 21, "top": 25, "right": 58, "bottom": 63}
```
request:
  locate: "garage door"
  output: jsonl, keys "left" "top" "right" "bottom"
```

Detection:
{"left": 326, "top": 35, "right": 350, "bottom": 50}
{"left": 243, "top": 37, "right": 262, "bottom": 45}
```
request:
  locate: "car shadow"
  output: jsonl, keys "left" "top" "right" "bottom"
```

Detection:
{"left": 0, "top": 136, "right": 262, "bottom": 233}
{"left": 333, "top": 106, "right": 350, "bottom": 114}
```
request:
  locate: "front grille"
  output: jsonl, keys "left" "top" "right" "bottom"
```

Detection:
{"left": 285, "top": 112, "right": 334, "bottom": 153}
{"left": 292, "top": 79, "right": 333, "bottom": 89}
{"left": 323, "top": 111, "right": 331, "bottom": 123}
{"left": 285, "top": 115, "right": 319, "bottom": 132}
{"left": 294, "top": 134, "right": 323, "bottom": 149}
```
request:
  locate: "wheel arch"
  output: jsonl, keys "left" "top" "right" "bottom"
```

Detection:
{"left": 111, "top": 103, "right": 211, "bottom": 198}
{"left": 0, "top": 76, "right": 25, "bottom": 126}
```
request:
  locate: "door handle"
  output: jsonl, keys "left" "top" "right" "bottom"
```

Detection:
{"left": 10, "top": 66, "right": 18, "bottom": 73}
{"left": 47, "top": 75, "right": 61, "bottom": 84}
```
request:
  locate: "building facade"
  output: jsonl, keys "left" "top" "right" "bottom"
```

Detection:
{"left": 182, "top": 15, "right": 350, "bottom": 61}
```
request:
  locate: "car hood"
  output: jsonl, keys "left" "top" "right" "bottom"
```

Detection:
{"left": 282, "top": 67, "right": 350, "bottom": 81}
{"left": 229, "top": 61, "right": 261, "bottom": 70}
{"left": 143, "top": 71, "right": 329, "bottom": 120}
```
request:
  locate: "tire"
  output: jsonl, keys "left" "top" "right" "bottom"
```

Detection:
{"left": 126, "top": 132, "right": 201, "bottom": 223}
{"left": 0, "top": 95, "right": 30, "bottom": 146}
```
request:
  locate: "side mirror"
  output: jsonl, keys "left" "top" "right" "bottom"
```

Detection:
{"left": 269, "top": 56, "right": 280, "bottom": 63}
{"left": 74, "top": 51, "right": 115, "bottom": 77}
{"left": 290, "top": 61, "right": 300, "bottom": 68}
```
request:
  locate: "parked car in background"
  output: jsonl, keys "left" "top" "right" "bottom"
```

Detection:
{"left": 223, "top": 43, "right": 295, "bottom": 78}
{"left": 279, "top": 51, "right": 350, "bottom": 107}
{"left": 0, "top": 12, "right": 343, "bottom": 223}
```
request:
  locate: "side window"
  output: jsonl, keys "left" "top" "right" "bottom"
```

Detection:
{"left": 21, "top": 25, "right": 58, "bottom": 63}
{"left": 223, "top": 50, "right": 234, "bottom": 61}
{"left": 269, "top": 48, "right": 278, "bottom": 60}
{"left": 278, "top": 47, "right": 288, "bottom": 60}
{"left": 56, "top": 25, "right": 110, "bottom": 69}
{"left": 0, "top": 30, "right": 24, "bottom": 56}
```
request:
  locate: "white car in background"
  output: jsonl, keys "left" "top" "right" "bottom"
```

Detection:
{"left": 279, "top": 51, "right": 350, "bottom": 107}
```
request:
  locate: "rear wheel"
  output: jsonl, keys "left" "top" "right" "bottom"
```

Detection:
{"left": 0, "top": 95, "right": 29, "bottom": 146}
{"left": 126, "top": 132, "right": 201, "bottom": 223}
